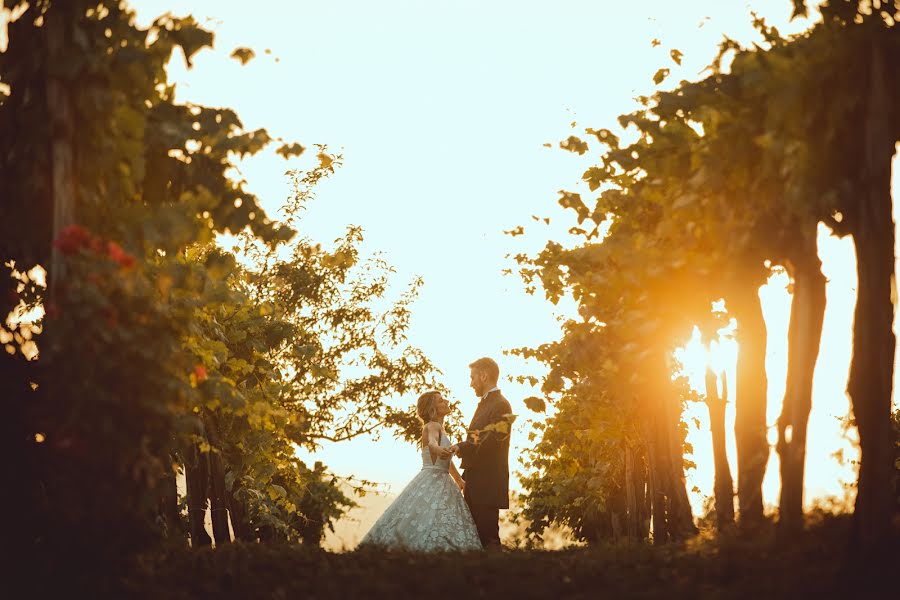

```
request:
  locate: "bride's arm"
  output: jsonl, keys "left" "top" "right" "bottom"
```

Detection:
{"left": 425, "top": 422, "right": 444, "bottom": 464}
{"left": 449, "top": 461, "right": 465, "bottom": 491}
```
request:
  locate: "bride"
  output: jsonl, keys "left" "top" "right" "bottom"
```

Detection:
{"left": 358, "top": 391, "right": 482, "bottom": 551}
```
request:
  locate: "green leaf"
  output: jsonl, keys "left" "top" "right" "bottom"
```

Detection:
{"left": 268, "top": 484, "right": 287, "bottom": 501}
{"left": 204, "top": 252, "right": 236, "bottom": 280}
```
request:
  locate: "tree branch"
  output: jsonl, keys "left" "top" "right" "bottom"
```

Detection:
{"left": 308, "top": 419, "right": 388, "bottom": 443}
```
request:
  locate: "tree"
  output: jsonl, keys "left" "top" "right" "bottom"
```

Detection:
{"left": 181, "top": 156, "right": 441, "bottom": 546}
{"left": 743, "top": 0, "right": 900, "bottom": 550}
{"left": 0, "top": 0, "right": 334, "bottom": 571}
{"left": 512, "top": 1, "right": 900, "bottom": 547}
{"left": 1, "top": 5, "right": 447, "bottom": 579}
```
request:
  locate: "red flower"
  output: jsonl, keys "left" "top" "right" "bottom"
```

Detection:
{"left": 194, "top": 364, "right": 208, "bottom": 383}
{"left": 106, "top": 241, "right": 136, "bottom": 269}
{"left": 53, "top": 224, "right": 93, "bottom": 256}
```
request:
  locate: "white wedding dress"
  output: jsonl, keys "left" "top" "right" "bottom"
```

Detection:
{"left": 358, "top": 430, "right": 482, "bottom": 552}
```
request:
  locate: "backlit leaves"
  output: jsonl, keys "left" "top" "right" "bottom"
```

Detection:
{"left": 504, "top": 0, "right": 894, "bottom": 544}
{"left": 557, "top": 191, "right": 590, "bottom": 223}
{"left": 0, "top": 0, "right": 439, "bottom": 551}
{"left": 560, "top": 135, "right": 589, "bottom": 155}
{"left": 276, "top": 142, "right": 306, "bottom": 159}
{"left": 524, "top": 396, "right": 547, "bottom": 413}
{"left": 231, "top": 47, "right": 256, "bottom": 65}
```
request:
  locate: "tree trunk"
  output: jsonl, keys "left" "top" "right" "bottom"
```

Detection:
{"left": 638, "top": 450, "right": 651, "bottom": 539}
{"left": 45, "top": 7, "right": 76, "bottom": 300}
{"left": 644, "top": 358, "right": 697, "bottom": 542}
{"left": 624, "top": 444, "right": 638, "bottom": 538}
{"left": 732, "top": 282, "right": 769, "bottom": 528}
{"left": 776, "top": 227, "right": 826, "bottom": 540}
{"left": 184, "top": 440, "right": 212, "bottom": 548}
{"left": 645, "top": 424, "right": 668, "bottom": 544}
{"left": 207, "top": 451, "right": 231, "bottom": 546}
{"left": 661, "top": 377, "right": 698, "bottom": 539}
{"left": 202, "top": 409, "right": 232, "bottom": 546}
{"left": 228, "top": 484, "right": 254, "bottom": 542}
{"left": 705, "top": 366, "right": 735, "bottom": 530}
{"left": 610, "top": 511, "right": 623, "bottom": 541}
{"left": 847, "top": 41, "right": 895, "bottom": 555}
{"left": 158, "top": 460, "right": 182, "bottom": 542}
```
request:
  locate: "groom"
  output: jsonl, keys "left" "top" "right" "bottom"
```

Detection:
{"left": 449, "top": 357, "right": 512, "bottom": 549}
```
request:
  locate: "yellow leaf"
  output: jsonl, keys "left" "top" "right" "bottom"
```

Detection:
{"left": 317, "top": 152, "right": 334, "bottom": 169}
{"left": 156, "top": 274, "right": 174, "bottom": 298}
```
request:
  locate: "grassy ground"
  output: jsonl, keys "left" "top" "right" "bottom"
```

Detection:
{"left": 27, "top": 513, "right": 898, "bottom": 599}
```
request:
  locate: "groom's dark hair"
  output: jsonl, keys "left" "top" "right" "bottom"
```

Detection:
{"left": 469, "top": 357, "right": 499, "bottom": 384}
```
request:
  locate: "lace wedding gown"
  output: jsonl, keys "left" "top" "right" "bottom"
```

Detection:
{"left": 358, "top": 430, "right": 482, "bottom": 551}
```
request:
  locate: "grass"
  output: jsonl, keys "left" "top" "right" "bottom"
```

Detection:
{"left": 23, "top": 513, "right": 898, "bottom": 599}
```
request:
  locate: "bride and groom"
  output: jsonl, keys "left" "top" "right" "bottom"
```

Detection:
{"left": 359, "top": 357, "right": 512, "bottom": 551}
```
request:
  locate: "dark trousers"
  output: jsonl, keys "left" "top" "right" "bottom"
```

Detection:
{"left": 465, "top": 494, "right": 500, "bottom": 548}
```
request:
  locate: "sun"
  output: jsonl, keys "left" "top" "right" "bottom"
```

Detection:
{"left": 674, "top": 320, "right": 738, "bottom": 395}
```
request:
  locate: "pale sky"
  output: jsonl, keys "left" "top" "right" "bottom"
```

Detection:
{"left": 118, "top": 0, "right": 895, "bottom": 541}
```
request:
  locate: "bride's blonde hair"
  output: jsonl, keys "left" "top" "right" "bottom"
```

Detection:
{"left": 416, "top": 391, "right": 441, "bottom": 424}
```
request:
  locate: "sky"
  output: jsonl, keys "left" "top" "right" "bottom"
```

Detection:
{"left": 117, "top": 0, "right": 897, "bottom": 541}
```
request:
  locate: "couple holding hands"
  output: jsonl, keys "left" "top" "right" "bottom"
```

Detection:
{"left": 360, "top": 357, "right": 512, "bottom": 551}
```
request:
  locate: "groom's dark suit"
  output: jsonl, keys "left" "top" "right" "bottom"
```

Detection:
{"left": 456, "top": 388, "right": 511, "bottom": 548}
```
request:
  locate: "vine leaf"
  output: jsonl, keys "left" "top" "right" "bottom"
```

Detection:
{"left": 524, "top": 396, "right": 546, "bottom": 413}
{"left": 653, "top": 68, "right": 670, "bottom": 85}
{"left": 231, "top": 47, "right": 256, "bottom": 65}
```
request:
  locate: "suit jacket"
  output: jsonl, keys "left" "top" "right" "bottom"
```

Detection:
{"left": 456, "top": 389, "right": 512, "bottom": 509}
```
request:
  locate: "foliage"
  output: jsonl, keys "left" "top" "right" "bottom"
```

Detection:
{"left": 25, "top": 226, "right": 198, "bottom": 555}
{"left": 186, "top": 155, "right": 442, "bottom": 544}
{"left": 0, "top": 0, "right": 293, "bottom": 563}
{"left": 512, "top": 0, "right": 900, "bottom": 543}
{"left": 515, "top": 317, "right": 697, "bottom": 543}
{"left": 1, "top": 0, "right": 442, "bottom": 564}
